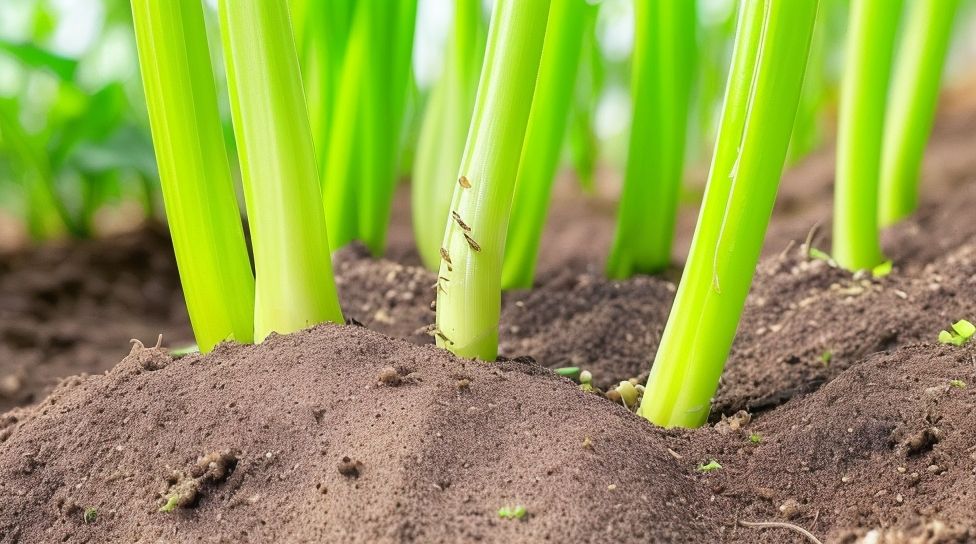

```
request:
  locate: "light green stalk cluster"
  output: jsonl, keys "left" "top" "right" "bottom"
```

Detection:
{"left": 322, "top": 1, "right": 418, "bottom": 256}
{"left": 412, "top": 0, "right": 486, "bottom": 271}
{"left": 220, "top": 0, "right": 343, "bottom": 341}
{"left": 567, "top": 5, "right": 603, "bottom": 194}
{"left": 832, "top": 0, "right": 903, "bottom": 271}
{"left": 606, "top": 0, "right": 696, "bottom": 278}
{"left": 502, "top": 0, "right": 596, "bottom": 290}
{"left": 130, "top": 0, "right": 255, "bottom": 351}
{"left": 879, "top": 0, "right": 962, "bottom": 226}
{"left": 640, "top": 0, "right": 819, "bottom": 428}
{"left": 434, "top": 0, "right": 552, "bottom": 359}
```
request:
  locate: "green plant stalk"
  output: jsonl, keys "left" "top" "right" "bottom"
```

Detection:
{"left": 290, "top": 0, "right": 355, "bottom": 172}
{"left": 132, "top": 0, "right": 254, "bottom": 352}
{"left": 606, "top": 0, "right": 696, "bottom": 278}
{"left": 878, "top": 0, "right": 960, "bottom": 226}
{"left": 130, "top": 0, "right": 255, "bottom": 351}
{"left": 567, "top": 4, "right": 602, "bottom": 194}
{"left": 219, "top": 0, "right": 343, "bottom": 341}
{"left": 357, "top": 0, "right": 418, "bottom": 255}
{"left": 832, "top": 0, "right": 903, "bottom": 270}
{"left": 412, "top": 0, "right": 485, "bottom": 271}
{"left": 501, "top": 0, "right": 594, "bottom": 290}
{"left": 435, "top": 0, "right": 552, "bottom": 359}
{"left": 639, "top": 0, "right": 819, "bottom": 428}
{"left": 787, "top": 0, "right": 828, "bottom": 163}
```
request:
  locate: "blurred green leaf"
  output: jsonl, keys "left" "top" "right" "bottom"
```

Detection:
{"left": 0, "top": 39, "right": 78, "bottom": 81}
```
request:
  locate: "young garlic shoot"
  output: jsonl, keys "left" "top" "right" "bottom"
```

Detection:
{"left": 606, "top": 0, "right": 697, "bottom": 278}
{"left": 878, "top": 0, "right": 962, "bottom": 226}
{"left": 323, "top": 1, "right": 417, "bottom": 255}
{"left": 502, "top": 0, "right": 595, "bottom": 290}
{"left": 413, "top": 0, "right": 485, "bottom": 270}
{"left": 832, "top": 0, "right": 903, "bottom": 271}
{"left": 639, "top": 0, "right": 820, "bottom": 429}
{"left": 219, "top": 0, "right": 343, "bottom": 341}
{"left": 434, "top": 0, "right": 552, "bottom": 359}
{"left": 130, "top": 0, "right": 255, "bottom": 352}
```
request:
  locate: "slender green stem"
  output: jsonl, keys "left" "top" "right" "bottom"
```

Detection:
{"left": 435, "top": 0, "right": 552, "bottom": 359}
{"left": 879, "top": 0, "right": 960, "bottom": 226}
{"left": 606, "top": 0, "right": 696, "bottom": 278}
{"left": 357, "top": 0, "right": 418, "bottom": 255}
{"left": 832, "top": 0, "right": 902, "bottom": 270}
{"left": 412, "top": 0, "right": 485, "bottom": 271}
{"left": 219, "top": 0, "right": 343, "bottom": 341}
{"left": 130, "top": 0, "right": 255, "bottom": 351}
{"left": 502, "top": 0, "right": 594, "bottom": 290}
{"left": 567, "top": 4, "right": 602, "bottom": 194}
{"left": 639, "top": 0, "right": 819, "bottom": 428}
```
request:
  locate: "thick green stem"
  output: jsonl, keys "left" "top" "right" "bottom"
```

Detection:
{"left": 832, "top": 0, "right": 902, "bottom": 270}
{"left": 606, "top": 0, "right": 696, "bottom": 278}
{"left": 567, "top": 5, "right": 602, "bottom": 194}
{"left": 878, "top": 0, "right": 960, "bottom": 226}
{"left": 639, "top": 0, "right": 819, "bottom": 428}
{"left": 130, "top": 0, "right": 255, "bottom": 351}
{"left": 220, "top": 0, "right": 343, "bottom": 341}
{"left": 501, "top": 0, "right": 593, "bottom": 290}
{"left": 434, "top": 0, "right": 551, "bottom": 359}
{"left": 412, "top": 0, "right": 485, "bottom": 271}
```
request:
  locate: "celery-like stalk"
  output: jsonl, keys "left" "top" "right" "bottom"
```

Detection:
{"left": 219, "top": 0, "right": 343, "bottom": 341}
{"left": 567, "top": 4, "right": 602, "bottom": 194}
{"left": 502, "top": 0, "right": 594, "bottom": 290}
{"left": 639, "top": 0, "right": 819, "bottom": 428}
{"left": 832, "top": 0, "right": 903, "bottom": 270}
{"left": 130, "top": 0, "right": 255, "bottom": 352}
{"left": 435, "top": 0, "right": 552, "bottom": 359}
{"left": 606, "top": 0, "right": 696, "bottom": 278}
{"left": 412, "top": 0, "right": 485, "bottom": 271}
{"left": 878, "top": 0, "right": 961, "bottom": 226}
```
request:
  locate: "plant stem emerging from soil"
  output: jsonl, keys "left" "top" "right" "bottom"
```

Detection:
{"left": 219, "top": 0, "right": 343, "bottom": 341}
{"left": 412, "top": 0, "right": 485, "bottom": 271}
{"left": 639, "top": 0, "right": 819, "bottom": 428}
{"left": 831, "top": 0, "right": 903, "bottom": 270}
{"left": 434, "top": 0, "right": 552, "bottom": 359}
{"left": 502, "top": 0, "right": 594, "bottom": 290}
{"left": 130, "top": 0, "right": 255, "bottom": 352}
{"left": 878, "top": 0, "right": 961, "bottom": 226}
{"left": 606, "top": 0, "right": 696, "bottom": 278}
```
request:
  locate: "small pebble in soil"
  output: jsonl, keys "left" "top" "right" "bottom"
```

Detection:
{"left": 779, "top": 498, "right": 801, "bottom": 519}
{"left": 338, "top": 456, "right": 363, "bottom": 478}
{"left": 377, "top": 366, "right": 401, "bottom": 386}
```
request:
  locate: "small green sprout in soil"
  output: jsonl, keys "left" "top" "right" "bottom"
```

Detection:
{"left": 938, "top": 319, "right": 975, "bottom": 346}
{"left": 871, "top": 260, "right": 893, "bottom": 278}
{"left": 949, "top": 379, "right": 967, "bottom": 389}
{"left": 554, "top": 366, "right": 581, "bottom": 380}
{"left": 820, "top": 351, "right": 832, "bottom": 365}
{"left": 697, "top": 459, "right": 722, "bottom": 473}
{"left": 579, "top": 370, "right": 592, "bottom": 385}
{"left": 749, "top": 433, "right": 762, "bottom": 444}
{"left": 83, "top": 507, "right": 97, "bottom": 524}
{"left": 159, "top": 495, "right": 179, "bottom": 513}
{"left": 497, "top": 505, "right": 527, "bottom": 520}
{"left": 808, "top": 246, "right": 834, "bottom": 263}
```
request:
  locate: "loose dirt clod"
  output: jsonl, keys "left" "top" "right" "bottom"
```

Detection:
{"left": 377, "top": 366, "right": 401, "bottom": 386}
{"left": 159, "top": 450, "right": 238, "bottom": 511}
{"left": 337, "top": 456, "right": 363, "bottom": 478}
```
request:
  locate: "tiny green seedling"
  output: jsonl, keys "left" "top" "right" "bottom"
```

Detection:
{"left": 938, "top": 319, "right": 975, "bottom": 346}
{"left": 159, "top": 495, "right": 179, "bottom": 513}
{"left": 871, "top": 260, "right": 893, "bottom": 278}
{"left": 820, "top": 350, "right": 832, "bottom": 365}
{"left": 555, "top": 367, "right": 581, "bottom": 380}
{"left": 808, "top": 246, "right": 833, "bottom": 263}
{"left": 169, "top": 344, "right": 200, "bottom": 358}
{"left": 949, "top": 379, "right": 967, "bottom": 389}
{"left": 497, "top": 505, "right": 527, "bottom": 520}
{"left": 697, "top": 459, "right": 722, "bottom": 473}
{"left": 748, "top": 433, "right": 762, "bottom": 444}
{"left": 83, "top": 507, "right": 97, "bottom": 524}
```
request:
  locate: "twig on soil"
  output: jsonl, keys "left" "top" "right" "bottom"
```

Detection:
{"left": 738, "top": 520, "right": 823, "bottom": 544}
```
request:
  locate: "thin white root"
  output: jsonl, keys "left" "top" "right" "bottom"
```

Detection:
{"left": 739, "top": 520, "right": 824, "bottom": 544}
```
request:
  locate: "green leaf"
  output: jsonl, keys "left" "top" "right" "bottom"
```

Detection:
{"left": 0, "top": 39, "right": 79, "bottom": 81}
{"left": 697, "top": 459, "right": 722, "bottom": 473}
{"left": 949, "top": 379, "right": 966, "bottom": 389}
{"left": 951, "top": 319, "right": 975, "bottom": 339}
{"left": 498, "top": 505, "right": 527, "bottom": 520}
{"left": 871, "top": 260, "right": 893, "bottom": 278}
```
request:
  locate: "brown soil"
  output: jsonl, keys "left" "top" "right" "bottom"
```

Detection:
{"left": 1, "top": 108, "right": 975, "bottom": 541}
